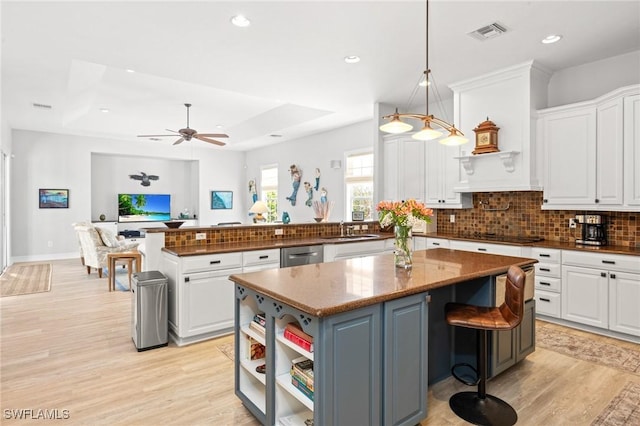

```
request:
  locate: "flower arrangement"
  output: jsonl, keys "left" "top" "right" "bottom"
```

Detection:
{"left": 376, "top": 199, "right": 433, "bottom": 269}
{"left": 376, "top": 199, "right": 433, "bottom": 229}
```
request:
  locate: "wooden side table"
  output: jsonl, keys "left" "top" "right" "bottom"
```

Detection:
{"left": 107, "top": 251, "right": 142, "bottom": 292}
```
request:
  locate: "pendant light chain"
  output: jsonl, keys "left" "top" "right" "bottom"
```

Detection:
{"left": 425, "top": 0, "right": 430, "bottom": 117}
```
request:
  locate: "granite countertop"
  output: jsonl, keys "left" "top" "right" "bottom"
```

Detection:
{"left": 162, "top": 234, "right": 395, "bottom": 256}
{"left": 229, "top": 248, "right": 537, "bottom": 317}
{"left": 419, "top": 232, "right": 640, "bottom": 256}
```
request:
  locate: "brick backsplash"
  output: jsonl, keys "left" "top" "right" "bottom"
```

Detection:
{"left": 164, "top": 222, "right": 382, "bottom": 248}
{"left": 435, "top": 191, "right": 639, "bottom": 248}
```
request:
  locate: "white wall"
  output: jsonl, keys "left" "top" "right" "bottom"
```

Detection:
{"left": 10, "top": 129, "right": 245, "bottom": 261}
{"left": 244, "top": 120, "right": 373, "bottom": 224}
{"left": 548, "top": 50, "right": 640, "bottom": 107}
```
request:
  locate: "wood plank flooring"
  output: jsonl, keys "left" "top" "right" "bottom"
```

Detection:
{"left": 1, "top": 258, "right": 638, "bottom": 425}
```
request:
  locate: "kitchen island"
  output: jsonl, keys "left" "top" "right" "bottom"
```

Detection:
{"left": 229, "top": 248, "right": 537, "bottom": 426}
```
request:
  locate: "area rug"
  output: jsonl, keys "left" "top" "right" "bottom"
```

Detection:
{"left": 0, "top": 263, "right": 52, "bottom": 297}
{"left": 217, "top": 342, "right": 235, "bottom": 362}
{"left": 536, "top": 324, "right": 640, "bottom": 375}
{"left": 591, "top": 381, "right": 640, "bottom": 425}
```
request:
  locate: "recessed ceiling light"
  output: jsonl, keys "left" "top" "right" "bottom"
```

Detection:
{"left": 126, "top": 69, "right": 135, "bottom": 73}
{"left": 270, "top": 134, "right": 283, "bottom": 138}
{"left": 542, "top": 34, "right": 562, "bottom": 44}
{"left": 231, "top": 15, "right": 251, "bottom": 27}
{"left": 216, "top": 124, "right": 224, "bottom": 129}
{"left": 99, "top": 108, "right": 110, "bottom": 113}
{"left": 344, "top": 55, "right": 360, "bottom": 64}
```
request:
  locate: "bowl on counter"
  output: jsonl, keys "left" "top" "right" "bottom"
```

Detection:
{"left": 164, "top": 221, "right": 184, "bottom": 229}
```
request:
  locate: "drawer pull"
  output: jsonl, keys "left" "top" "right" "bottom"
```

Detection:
{"left": 602, "top": 260, "right": 615, "bottom": 265}
{"left": 601, "top": 272, "right": 607, "bottom": 277}
{"left": 539, "top": 268, "right": 550, "bottom": 272}
{"left": 432, "top": 242, "right": 440, "bottom": 246}
{"left": 478, "top": 248, "right": 487, "bottom": 252}
{"left": 210, "top": 260, "right": 221, "bottom": 265}
{"left": 259, "top": 255, "right": 269, "bottom": 259}
{"left": 539, "top": 254, "right": 551, "bottom": 258}
{"left": 610, "top": 274, "right": 616, "bottom": 279}
{"left": 540, "top": 298, "right": 551, "bottom": 302}
{"left": 540, "top": 282, "right": 551, "bottom": 286}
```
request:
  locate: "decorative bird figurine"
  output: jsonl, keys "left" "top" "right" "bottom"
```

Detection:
{"left": 129, "top": 172, "right": 159, "bottom": 187}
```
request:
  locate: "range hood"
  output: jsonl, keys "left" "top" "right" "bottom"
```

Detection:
{"left": 448, "top": 60, "right": 552, "bottom": 192}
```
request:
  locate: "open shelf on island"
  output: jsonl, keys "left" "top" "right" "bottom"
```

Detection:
{"left": 277, "top": 410, "right": 314, "bottom": 426}
{"left": 240, "top": 358, "right": 267, "bottom": 386}
{"left": 241, "top": 324, "right": 266, "bottom": 346}
{"left": 276, "top": 331, "right": 314, "bottom": 361}
{"left": 276, "top": 373, "right": 314, "bottom": 411}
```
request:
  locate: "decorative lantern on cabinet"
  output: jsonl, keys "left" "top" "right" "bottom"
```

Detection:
{"left": 472, "top": 118, "right": 500, "bottom": 155}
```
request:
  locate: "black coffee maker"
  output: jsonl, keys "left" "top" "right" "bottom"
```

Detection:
{"left": 575, "top": 214, "right": 607, "bottom": 246}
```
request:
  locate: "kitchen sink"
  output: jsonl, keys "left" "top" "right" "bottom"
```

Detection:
{"left": 322, "top": 234, "right": 380, "bottom": 240}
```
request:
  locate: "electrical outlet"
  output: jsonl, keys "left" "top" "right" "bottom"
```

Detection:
{"left": 195, "top": 232, "right": 206, "bottom": 240}
{"left": 47, "top": 241, "right": 53, "bottom": 248}
{"left": 275, "top": 228, "right": 284, "bottom": 235}
{"left": 450, "top": 214, "right": 455, "bottom": 223}
{"left": 362, "top": 224, "right": 369, "bottom": 230}
{"left": 569, "top": 218, "right": 577, "bottom": 229}
{"left": 353, "top": 225, "right": 360, "bottom": 231}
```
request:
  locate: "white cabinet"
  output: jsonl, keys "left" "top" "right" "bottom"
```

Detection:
{"left": 562, "top": 250, "right": 640, "bottom": 337}
{"left": 161, "top": 251, "right": 242, "bottom": 346}
{"left": 425, "top": 237, "right": 450, "bottom": 249}
{"left": 624, "top": 94, "right": 640, "bottom": 206}
{"left": 425, "top": 142, "right": 472, "bottom": 209}
{"left": 382, "top": 134, "right": 425, "bottom": 202}
{"left": 323, "top": 240, "right": 387, "bottom": 262}
{"left": 448, "top": 240, "right": 522, "bottom": 257}
{"left": 243, "top": 248, "right": 280, "bottom": 272}
{"left": 539, "top": 85, "right": 640, "bottom": 211}
{"left": 531, "top": 247, "right": 562, "bottom": 318}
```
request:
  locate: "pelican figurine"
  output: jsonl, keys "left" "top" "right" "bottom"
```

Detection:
{"left": 129, "top": 172, "right": 159, "bottom": 187}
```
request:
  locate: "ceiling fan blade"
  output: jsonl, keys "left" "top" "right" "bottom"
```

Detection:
{"left": 137, "top": 134, "right": 176, "bottom": 137}
{"left": 196, "top": 133, "right": 229, "bottom": 138}
{"left": 173, "top": 138, "right": 185, "bottom": 145}
{"left": 165, "top": 129, "right": 181, "bottom": 134}
{"left": 195, "top": 135, "right": 226, "bottom": 146}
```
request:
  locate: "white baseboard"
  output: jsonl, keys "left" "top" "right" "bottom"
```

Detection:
{"left": 11, "top": 252, "right": 78, "bottom": 264}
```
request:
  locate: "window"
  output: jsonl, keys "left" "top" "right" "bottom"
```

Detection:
{"left": 345, "top": 151, "right": 374, "bottom": 220}
{"left": 260, "top": 165, "right": 278, "bottom": 222}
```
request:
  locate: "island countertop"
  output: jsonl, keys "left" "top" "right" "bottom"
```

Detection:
{"left": 229, "top": 248, "right": 537, "bottom": 317}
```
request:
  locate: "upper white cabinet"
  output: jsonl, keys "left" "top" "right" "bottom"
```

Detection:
{"left": 538, "top": 85, "right": 640, "bottom": 211}
{"left": 624, "top": 94, "right": 640, "bottom": 206}
{"left": 425, "top": 142, "right": 472, "bottom": 208}
{"left": 449, "top": 60, "right": 552, "bottom": 193}
{"left": 382, "top": 134, "right": 425, "bottom": 202}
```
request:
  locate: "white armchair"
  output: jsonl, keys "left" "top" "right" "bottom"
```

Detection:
{"left": 74, "top": 224, "right": 139, "bottom": 278}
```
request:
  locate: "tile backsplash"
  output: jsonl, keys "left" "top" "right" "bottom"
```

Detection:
{"left": 435, "top": 191, "right": 639, "bottom": 248}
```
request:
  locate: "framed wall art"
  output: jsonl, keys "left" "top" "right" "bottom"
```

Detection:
{"left": 211, "top": 190, "right": 233, "bottom": 209}
{"left": 39, "top": 188, "right": 69, "bottom": 209}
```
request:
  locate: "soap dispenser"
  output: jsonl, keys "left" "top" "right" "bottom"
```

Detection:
{"left": 282, "top": 212, "right": 290, "bottom": 224}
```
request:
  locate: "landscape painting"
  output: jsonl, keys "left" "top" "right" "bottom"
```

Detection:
{"left": 39, "top": 189, "right": 69, "bottom": 208}
{"left": 211, "top": 191, "right": 233, "bottom": 209}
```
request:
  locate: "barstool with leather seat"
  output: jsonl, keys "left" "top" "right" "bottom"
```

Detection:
{"left": 445, "top": 265, "right": 526, "bottom": 426}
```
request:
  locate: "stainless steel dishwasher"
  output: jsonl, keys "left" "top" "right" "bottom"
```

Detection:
{"left": 280, "top": 245, "right": 324, "bottom": 267}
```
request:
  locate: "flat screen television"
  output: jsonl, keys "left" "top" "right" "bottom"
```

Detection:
{"left": 118, "top": 193, "right": 171, "bottom": 223}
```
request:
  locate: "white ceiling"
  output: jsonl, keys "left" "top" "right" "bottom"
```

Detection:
{"left": 2, "top": 1, "right": 639, "bottom": 151}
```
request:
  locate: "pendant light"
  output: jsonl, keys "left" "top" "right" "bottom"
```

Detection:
{"left": 379, "top": 0, "right": 468, "bottom": 146}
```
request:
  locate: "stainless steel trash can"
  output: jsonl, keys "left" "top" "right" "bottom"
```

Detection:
{"left": 131, "top": 271, "right": 168, "bottom": 351}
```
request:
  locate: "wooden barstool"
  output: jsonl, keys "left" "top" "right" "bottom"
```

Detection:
{"left": 445, "top": 265, "right": 526, "bottom": 426}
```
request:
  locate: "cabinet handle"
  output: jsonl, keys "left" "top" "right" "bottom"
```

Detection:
{"left": 432, "top": 242, "right": 440, "bottom": 246}
{"left": 602, "top": 260, "right": 615, "bottom": 265}
{"left": 543, "top": 199, "right": 548, "bottom": 203}
{"left": 540, "top": 298, "right": 551, "bottom": 302}
{"left": 540, "top": 282, "right": 551, "bottom": 286}
{"left": 610, "top": 274, "right": 616, "bottom": 279}
{"left": 595, "top": 198, "right": 600, "bottom": 203}
{"left": 601, "top": 272, "right": 607, "bottom": 277}
{"left": 259, "top": 255, "right": 269, "bottom": 259}
{"left": 477, "top": 248, "right": 487, "bottom": 252}
{"left": 540, "top": 268, "right": 550, "bottom": 272}
{"left": 210, "top": 260, "right": 221, "bottom": 265}
{"left": 539, "top": 254, "right": 550, "bottom": 258}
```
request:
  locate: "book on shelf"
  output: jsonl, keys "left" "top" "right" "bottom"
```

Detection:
{"left": 284, "top": 328, "right": 313, "bottom": 352}
{"left": 291, "top": 356, "right": 314, "bottom": 390}
{"left": 291, "top": 375, "right": 314, "bottom": 401}
{"left": 249, "top": 320, "right": 265, "bottom": 336}
{"left": 291, "top": 369, "right": 314, "bottom": 392}
{"left": 253, "top": 313, "right": 266, "bottom": 327}
{"left": 285, "top": 322, "right": 313, "bottom": 343}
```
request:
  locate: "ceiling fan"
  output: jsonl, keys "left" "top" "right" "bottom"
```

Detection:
{"left": 138, "top": 103, "right": 229, "bottom": 146}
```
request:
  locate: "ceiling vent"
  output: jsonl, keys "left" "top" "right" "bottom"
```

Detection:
{"left": 468, "top": 22, "right": 508, "bottom": 41}
{"left": 32, "top": 102, "right": 52, "bottom": 110}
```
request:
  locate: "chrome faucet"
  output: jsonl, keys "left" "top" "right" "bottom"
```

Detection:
{"left": 340, "top": 221, "right": 344, "bottom": 237}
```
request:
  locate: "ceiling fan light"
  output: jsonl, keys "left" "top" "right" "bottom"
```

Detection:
{"left": 412, "top": 123, "right": 442, "bottom": 140}
{"left": 440, "top": 129, "right": 468, "bottom": 146}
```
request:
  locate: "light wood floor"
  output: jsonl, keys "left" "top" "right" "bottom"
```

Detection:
{"left": 1, "top": 258, "right": 638, "bottom": 425}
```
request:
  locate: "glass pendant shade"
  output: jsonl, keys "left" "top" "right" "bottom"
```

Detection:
{"left": 440, "top": 129, "right": 468, "bottom": 146}
{"left": 379, "top": 116, "right": 413, "bottom": 134}
{"left": 412, "top": 122, "right": 442, "bottom": 141}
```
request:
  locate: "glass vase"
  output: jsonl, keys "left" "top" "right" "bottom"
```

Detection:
{"left": 394, "top": 225, "right": 413, "bottom": 269}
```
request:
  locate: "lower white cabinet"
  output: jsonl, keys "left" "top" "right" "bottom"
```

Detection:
{"left": 242, "top": 248, "right": 280, "bottom": 272}
{"left": 162, "top": 251, "right": 242, "bottom": 346}
{"left": 562, "top": 265, "right": 609, "bottom": 328}
{"left": 609, "top": 271, "right": 640, "bottom": 336}
{"left": 323, "top": 240, "right": 387, "bottom": 262}
{"left": 448, "top": 240, "right": 522, "bottom": 257}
